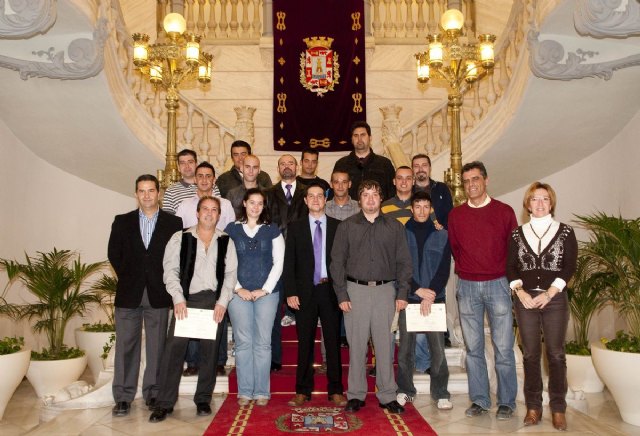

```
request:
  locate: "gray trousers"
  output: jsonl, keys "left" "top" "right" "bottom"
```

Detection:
{"left": 344, "top": 281, "right": 398, "bottom": 404}
{"left": 113, "top": 289, "right": 169, "bottom": 403}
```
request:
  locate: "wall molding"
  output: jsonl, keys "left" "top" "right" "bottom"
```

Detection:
{"left": 574, "top": 0, "right": 640, "bottom": 38}
{"left": 0, "top": 1, "right": 107, "bottom": 80}
{"left": 528, "top": 26, "right": 640, "bottom": 81}
{"left": 0, "top": 0, "right": 57, "bottom": 38}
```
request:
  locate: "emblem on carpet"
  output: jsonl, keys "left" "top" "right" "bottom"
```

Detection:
{"left": 276, "top": 406, "right": 360, "bottom": 432}
{"left": 204, "top": 394, "right": 437, "bottom": 435}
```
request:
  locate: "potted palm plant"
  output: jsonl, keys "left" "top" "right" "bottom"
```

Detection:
{"left": 575, "top": 213, "right": 640, "bottom": 426}
{"left": 75, "top": 271, "right": 117, "bottom": 382}
{"left": 565, "top": 256, "right": 606, "bottom": 393}
{"left": 0, "top": 248, "right": 106, "bottom": 398}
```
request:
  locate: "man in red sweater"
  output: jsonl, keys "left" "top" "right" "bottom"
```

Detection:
{"left": 448, "top": 161, "right": 518, "bottom": 421}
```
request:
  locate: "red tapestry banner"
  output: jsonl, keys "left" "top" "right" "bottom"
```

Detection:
{"left": 273, "top": 0, "right": 366, "bottom": 152}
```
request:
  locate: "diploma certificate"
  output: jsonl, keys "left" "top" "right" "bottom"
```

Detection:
{"left": 174, "top": 308, "right": 218, "bottom": 340}
{"left": 406, "top": 303, "right": 447, "bottom": 332}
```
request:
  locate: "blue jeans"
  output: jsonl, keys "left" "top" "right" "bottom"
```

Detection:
{"left": 456, "top": 277, "right": 517, "bottom": 410}
{"left": 228, "top": 291, "right": 279, "bottom": 399}
{"left": 415, "top": 334, "right": 431, "bottom": 372}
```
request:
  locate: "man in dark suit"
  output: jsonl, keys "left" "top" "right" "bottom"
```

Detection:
{"left": 267, "top": 154, "right": 308, "bottom": 239}
{"left": 266, "top": 154, "right": 308, "bottom": 371}
{"left": 284, "top": 183, "right": 346, "bottom": 407}
{"left": 108, "top": 174, "right": 183, "bottom": 417}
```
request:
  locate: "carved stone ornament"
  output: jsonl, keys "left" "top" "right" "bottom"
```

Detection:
{"left": 0, "top": 16, "right": 108, "bottom": 80}
{"left": 233, "top": 106, "right": 257, "bottom": 146}
{"left": 379, "top": 104, "right": 403, "bottom": 147}
{"left": 527, "top": 27, "right": 640, "bottom": 81}
{"left": 574, "top": 0, "right": 640, "bottom": 38}
{"left": 0, "top": 0, "right": 56, "bottom": 38}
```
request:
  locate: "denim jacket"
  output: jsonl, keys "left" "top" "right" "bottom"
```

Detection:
{"left": 405, "top": 218, "right": 451, "bottom": 303}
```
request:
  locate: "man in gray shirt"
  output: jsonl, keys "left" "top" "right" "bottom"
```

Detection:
{"left": 330, "top": 180, "right": 412, "bottom": 414}
{"left": 325, "top": 170, "right": 360, "bottom": 221}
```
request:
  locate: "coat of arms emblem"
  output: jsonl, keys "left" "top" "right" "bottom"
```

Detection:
{"left": 300, "top": 36, "right": 340, "bottom": 96}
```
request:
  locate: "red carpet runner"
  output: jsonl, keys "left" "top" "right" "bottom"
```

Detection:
{"left": 204, "top": 393, "right": 436, "bottom": 435}
{"left": 206, "top": 325, "right": 437, "bottom": 434}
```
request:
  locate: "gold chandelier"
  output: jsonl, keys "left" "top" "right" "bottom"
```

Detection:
{"left": 132, "top": 13, "right": 213, "bottom": 190}
{"left": 414, "top": 8, "right": 496, "bottom": 206}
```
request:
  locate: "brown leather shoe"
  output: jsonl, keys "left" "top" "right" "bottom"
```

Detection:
{"left": 328, "top": 394, "right": 347, "bottom": 407}
{"left": 552, "top": 412, "right": 567, "bottom": 431}
{"left": 287, "top": 394, "right": 310, "bottom": 407}
{"left": 523, "top": 409, "right": 542, "bottom": 426}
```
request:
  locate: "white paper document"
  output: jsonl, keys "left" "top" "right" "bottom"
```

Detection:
{"left": 174, "top": 308, "right": 218, "bottom": 340}
{"left": 406, "top": 303, "right": 447, "bottom": 332}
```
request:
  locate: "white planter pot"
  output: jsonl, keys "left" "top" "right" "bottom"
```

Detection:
{"left": 75, "top": 329, "right": 114, "bottom": 383}
{"left": 566, "top": 353, "right": 604, "bottom": 393}
{"left": 591, "top": 341, "right": 640, "bottom": 426}
{"left": 26, "top": 355, "right": 87, "bottom": 399}
{"left": 0, "top": 347, "right": 31, "bottom": 420}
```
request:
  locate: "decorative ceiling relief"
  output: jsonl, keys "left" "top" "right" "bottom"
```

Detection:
{"left": 529, "top": 0, "right": 640, "bottom": 81}
{"left": 0, "top": 17, "right": 107, "bottom": 80}
{"left": 0, "top": 0, "right": 57, "bottom": 38}
{"left": 574, "top": 0, "right": 640, "bottom": 38}
{"left": 0, "top": 0, "right": 109, "bottom": 80}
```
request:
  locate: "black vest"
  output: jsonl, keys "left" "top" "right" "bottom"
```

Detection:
{"left": 179, "top": 232, "right": 230, "bottom": 301}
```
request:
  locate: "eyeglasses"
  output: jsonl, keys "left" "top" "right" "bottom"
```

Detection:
{"left": 530, "top": 197, "right": 551, "bottom": 203}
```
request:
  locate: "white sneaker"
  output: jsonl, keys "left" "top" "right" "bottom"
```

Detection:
{"left": 396, "top": 393, "right": 414, "bottom": 406}
{"left": 437, "top": 398, "right": 453, "bottom": 410}
{"left": 281, "top": 315, "right": 296, "bottom": 327}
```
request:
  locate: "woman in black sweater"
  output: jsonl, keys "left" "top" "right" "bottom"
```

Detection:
{"left": 506, "top": 182, "right": 577, "bottom": 431}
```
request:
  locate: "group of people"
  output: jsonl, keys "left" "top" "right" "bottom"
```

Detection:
{"left": 107, "top": 120, "right": 577, "bottom": 431}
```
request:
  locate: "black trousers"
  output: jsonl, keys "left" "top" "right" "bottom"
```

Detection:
{"left": 514, "top": 291, "right": 569, "bottom": 413}
{"left": 294, "top": 282, "right": 343, "bottom": 396}
{"left": 156, "top": 290, "right": 224, "bottom": 408}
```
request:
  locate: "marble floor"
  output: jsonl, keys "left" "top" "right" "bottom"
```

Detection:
{"left": 1, "top": 374, "right": 639, "bottom": 435}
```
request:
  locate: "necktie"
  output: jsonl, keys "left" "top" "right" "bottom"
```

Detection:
{"left": 313, "top": 220, "right": 322, "bottom": 285}
{"left": 285, "top": 184, "right": 293, "bottom": 205}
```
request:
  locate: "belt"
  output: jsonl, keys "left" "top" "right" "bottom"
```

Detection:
{"left": 315, "top": 278, "right": 329, "bottom": 285}
{"left": 347, "top": 276, "right": 393, "bottom": 287}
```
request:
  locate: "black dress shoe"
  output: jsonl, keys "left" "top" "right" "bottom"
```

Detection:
{"left": 183, "top": 366, "right": 199, "bottom": 376}
{"left": 149, "top": 407, "right": 173, "bottom": 423}
{"left": 196, "top": 402, "right": 212, "bottom": 416}
{"left": 270, "top": 362, "right": 282, "bottom": 372}
{"left": 344, "top": 399, "right": 365, "bottom": 412}
{"left": 145, "top": 397, "right": 157, "bottom": 410}
{"left": 112, "top": 401, "right": 130, "bottom": 417}
{"left": 465, "top": 403, "right": 488, "bottom": 417}
{"left": 379, "top": 400, "right": 405, "bottom": 414}
{"left": 216, "top": 364, "right": 226, "bottom": 376}
{"left": 340, "top": 336, "right": 349, "bottom": 348}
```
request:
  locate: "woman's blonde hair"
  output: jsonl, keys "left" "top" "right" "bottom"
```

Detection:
{"left": 523, "top": 181, "right": 557, "bottom": 216}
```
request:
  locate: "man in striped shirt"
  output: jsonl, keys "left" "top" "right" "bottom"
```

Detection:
{"left": 162, "top": 149, "right": 220, "bottom": 214}
{"left": 381, "top": 166, "right": 414, "bottom": 225}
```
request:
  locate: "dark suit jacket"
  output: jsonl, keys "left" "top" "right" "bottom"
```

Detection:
{"left": 108, "top": 209, "right": 183, "bottom": 309}
{"left": 266, "top": 183, "right": 308, "bottom": 238}
{"left": 283, "top": 215, "right": 339, "bottom": 307}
